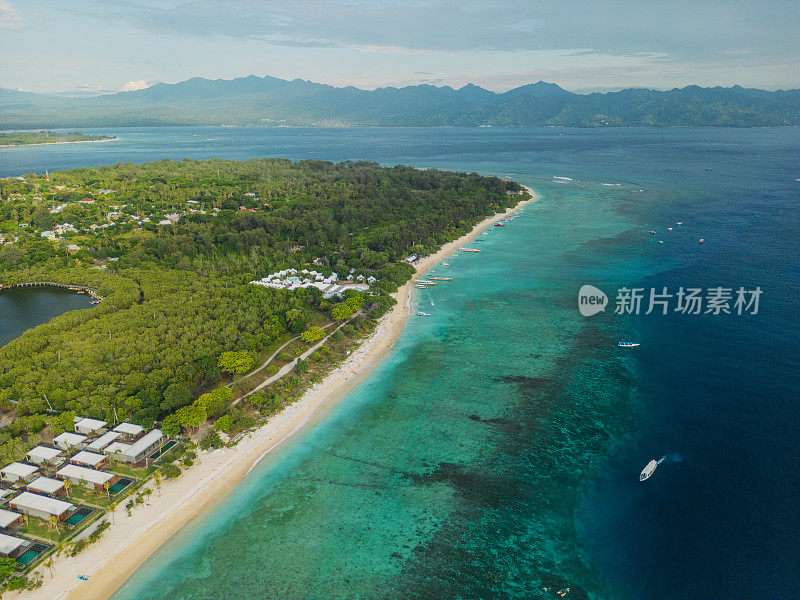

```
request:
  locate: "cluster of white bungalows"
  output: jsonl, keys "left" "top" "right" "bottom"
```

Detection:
{"left": 250, "top": 268, "right": 370, "bottom": 298}
{"left": 0, "top": 417, "right": 167, "bottom": 560}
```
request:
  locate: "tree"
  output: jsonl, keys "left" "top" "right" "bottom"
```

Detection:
{"left": 0, "top": 557, "right": 17, "bottom": 587}
{"left": 217, "top": 351, "right": 255, "bottom": 376}
{"left": 285, "top": 308, "right": 309, "bottom": 333}
{"left": 331, "top": 303, "right": 354, "bottom": 321}
{"left": 174, "top": 403, "right": 206, "bottom": 433}
{"left": 160, "top": 463, "right": 181, "bottom": 479}
{"left": 161, "top": 413, "right": 181, "bottom": 437}
{"left": 301, "top": 326, "right": 325, "bottom": 343}
{"left": 160, "top": 383, "right": 193, "bottom": 412}
{"left": 213, "top": 414, "right": 232, "bottom": 433}
{"left": 196, "top": 387, "right": 234, "bottom": 419}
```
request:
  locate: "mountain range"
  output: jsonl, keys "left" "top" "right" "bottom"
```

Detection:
{"left": 1, "top": 75, "right": 798, "bottom": 128}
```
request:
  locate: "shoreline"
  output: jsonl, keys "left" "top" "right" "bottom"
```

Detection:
{"left": 0, "top": 139, "right": 115, "bottom": 149}
{"left": 12, "top": 186, "right": 536, "bottom": 600}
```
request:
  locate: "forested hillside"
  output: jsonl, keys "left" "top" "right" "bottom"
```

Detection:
{"left": 1, "top": 75, "right": 797, "bottom": 128}
{"left": 0, "top": 159, "right": 526, "bottom": 461}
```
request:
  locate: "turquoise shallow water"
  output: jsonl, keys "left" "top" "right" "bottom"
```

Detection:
{"left": 4, "top": 127, "right": 797, "bottom": 599}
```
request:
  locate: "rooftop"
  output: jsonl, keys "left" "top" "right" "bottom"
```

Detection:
{"left": 1, "top": 463, "right": 38, "bottom": 478}
{"left": 27, "top": 476, "right": 65, "bottom": 495}
{"left": 0, "top": 533, "right": 28, "bottom": 555}
{"left": 57, "top": 464, "right": 115, "bottom": 486}
{"left": 86, "top": 431, "right": 121, "bottom": 451}
{"left": 0, "top": 508, "right": 21, "bottom": 528}
{"left": 11, "top": 492, "right": 76, "bottom": 517}
{"left": 71, "top": 451, "right": 107, "bottom": 467}
{"left": 26, "top": 446, "right": 62, "bottom": 461}
{"left": 113, "top": 422, "right": 144, "bottom": 436}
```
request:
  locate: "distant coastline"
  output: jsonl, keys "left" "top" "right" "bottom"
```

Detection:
{"left": 0, "top": 131, "right": 116, "bottom": 147}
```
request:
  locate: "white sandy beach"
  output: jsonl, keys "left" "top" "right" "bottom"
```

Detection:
{"left": 11, "top": 186, "right": 536, "bottom": 600}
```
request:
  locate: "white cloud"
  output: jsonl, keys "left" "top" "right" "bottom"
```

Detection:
{"left": 121, "top": 79, "right": 156, "bottom": 92}
{"left": 0, "top": 0, "right": 23, "bottom": 30}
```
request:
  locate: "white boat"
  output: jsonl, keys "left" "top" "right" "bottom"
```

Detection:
{"left": 618, "top": 341, "right": 640, "bottom": 348}
{"left": 640, "top": 456, "right": 666, "bottom": 481}
{"left": 417, "top": 312, "right": 431, "bottom": 317}
{"left": 441, "top": 262, "right": 450, "bottom": 266}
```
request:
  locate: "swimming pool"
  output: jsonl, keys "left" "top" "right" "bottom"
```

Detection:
{"left": 65, "top": 507, "right": 93, "bottom": 526}
{"left": 16, "top": 542, "right": 49, "bottom": 566}
{"left": 108, "top": 477, "right": 133, "bottom": 495}
{"left": 151, "top": 440, "right": 177, "bottom": 460}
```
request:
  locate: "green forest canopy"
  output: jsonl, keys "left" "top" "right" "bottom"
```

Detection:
{"left": 0, "top": 158, "right": 526, "bottom": 449}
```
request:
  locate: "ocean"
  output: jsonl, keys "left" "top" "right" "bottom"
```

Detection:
{"left": 2, "top": 127, "right": 798, "bottom": 599}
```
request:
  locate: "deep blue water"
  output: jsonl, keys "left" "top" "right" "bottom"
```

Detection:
{"left": 0, "top": 287, "right": 95, "bottom": 347}
{"left": 2, "top": 127, "right": 798, "bottom": 599}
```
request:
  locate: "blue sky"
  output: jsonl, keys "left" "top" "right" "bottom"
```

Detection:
{"left": 1, "top": 0, "right": 798, "bottom": 94}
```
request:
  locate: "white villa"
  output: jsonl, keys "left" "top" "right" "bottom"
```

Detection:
{"left": 86, "top": 430, "right": 121, "bottom": 452}
{"left": 0, "top": 463, "right": 38, "bottom": 483}
{"left": 70, "top": 451, "right": 108, "bottom": 468}
{"left": 25, "top": 445, "right": 62, "bottom": 466}
{"left": 74, "top": 417, "right": 107, "bottom": 436}
{"left": 53, "top": 432, "right": 87, "bottom": 450}
{"left": 0, "top": 533, "right": 29, "bottom": 558}
{"left": 57, "top": 464, "right": 117, "bottom": 491}
{"left": 27, "top": 476, "right": 65, "bottom": 496}
{"left": 10, "top": 492, "right": 76, "bottom": 521}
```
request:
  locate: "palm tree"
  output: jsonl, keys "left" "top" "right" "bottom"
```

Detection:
{"left": 153, "top": 470, "right": 162, "bottom": 497}
{"left": 44, "top": 556, "right": 54, "bottom": 578}
{"left": 108, "top": 500, "right": 118, "bottom": 524}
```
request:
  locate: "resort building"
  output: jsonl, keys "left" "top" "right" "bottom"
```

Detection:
{"left": 86, "top": 430, "right": 121, "bottom": 452}
{"left": 56, "top": 465, "right": 117, "bottom": 491}
{"left": 10, "top": 491, "right": 76, "bottom": 521}
{"left": 53, "top": 432, "right": 87, "bottom": 450}
{"left": 0, "top": 508, "right": 23, "bottom": 529}
{"left": 74, "top": 417, "right": 107, "bottom": 436}
{"left": 70, "top": 451, "right": 108, "bottom": 469}
{"left": 113, "top": 422, "right": 144, "bottom": 440}
{"left": 25, "top": 446, "right": 63, "bottom": 466}
{"left": 105, "top": 429, "right": 164, "bottom": 464}
{"left": 0, "top": 463, "right": 38, "bottom": 483}
{"left": 103, "top": 441, "right": 131, "bottom": 457}
{"left": 26, "top": 476, "right": 65, "bottom": 496}
{"left": 0, "top": 533, "right": 30, "bottom": 558}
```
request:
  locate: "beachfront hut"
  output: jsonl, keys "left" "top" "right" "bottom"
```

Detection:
{"left": 113, "top": 422, "right": 144, "bottom": 440}
{"left": 0, "top": 508, "right": 23, "bottom": 529}
{"left": 26, "top": 446, "right": 63, "bottom": 466}
{"left": 0, "top": 463, "right": 38, "bottom": 483}
{"left": 56, "top": 465, "right": 117, "bottom": 491}
{"left": 0, "top": 533, "right": 30, "bottom": 558}
{"left": 26, "top": 476, "right": 65, "bottom": 496}
{"left": 70, "top": 451, "right": 108, "bottom": 469}
{"left": 10, "top": 491, "right": 76, "bottom": 521}
{"left": 86, "top": 431, "right": 121, "bottom": 452}
{"left": 109, "top": 429, "right": 164, "bottom": 464}
{"left": 74, "top": 417, "right": 107, "bottom": 436}
{"left": 53, "top": 432, "right": 87, "bottom": 450}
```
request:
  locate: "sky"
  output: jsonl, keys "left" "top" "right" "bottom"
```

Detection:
{"left": 1, "top": 0, "right": 798, "bottom": 94}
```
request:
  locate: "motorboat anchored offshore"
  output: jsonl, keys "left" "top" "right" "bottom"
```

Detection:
{"left": 618, "top": 341, "right": 640, "bottom": 348}
{"left": 640, "top": 456, "right": 666, "bottom": 481}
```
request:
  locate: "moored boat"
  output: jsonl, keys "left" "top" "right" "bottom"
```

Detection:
{"left": 618, "top": 341, "right": 640, "bottom": 348}
{"left": 459, "top": 247, "right": 480, "bottom": 252}
{"left": 429, "top": 276, "right": 452, "bottom": 281}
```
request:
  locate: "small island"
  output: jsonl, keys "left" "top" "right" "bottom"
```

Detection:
{"left": 0, "top": 130, "right": 116, "bottom": 147}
